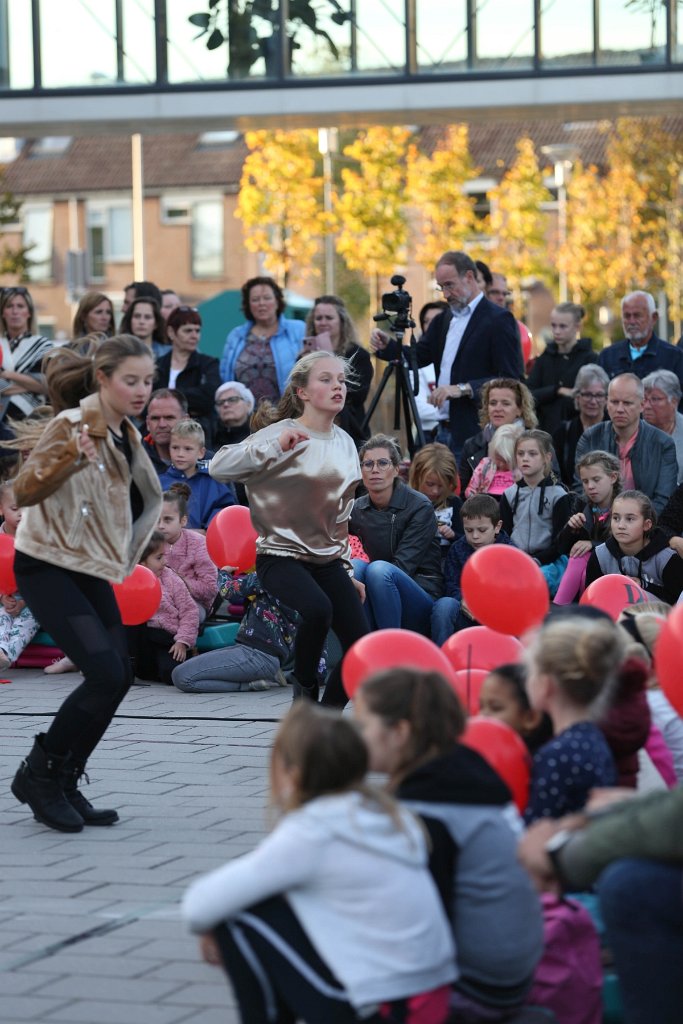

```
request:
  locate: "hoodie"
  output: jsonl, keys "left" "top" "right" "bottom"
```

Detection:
{"left": 398, "top": 746, "right": 543, "bottom": 1004}
{"left": 500, "top": 476, "right": 572, "bottom": 564}
{"left": 586, "top": 528, "right": 683, "bottom": 605}
{"left": 182, "top": 790, "right": 456, "bottom": 1010}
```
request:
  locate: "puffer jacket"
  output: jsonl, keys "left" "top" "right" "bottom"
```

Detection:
{"left": 14, "top": 392, "right": 163, "bottom": 583}
{"left": 349, "top": 480, "right": 443, "bottom": 598}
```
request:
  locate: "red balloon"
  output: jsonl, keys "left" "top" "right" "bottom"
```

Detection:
{"left": 206, "top": 505, "right": 258, "bottom": 573}
{"left": 442, "top": 626, "right": 523, "bottom": 673}
{"left": 461, "top": 716, "right": 531, "bottom": 813}
{"left": 342, "top": 629, "right": 455, "bottom": 700}
{"left": 451, "top": 668, "right": 489, "bottom": 715}
{"left": 654, "top": 604, "right": 683, "bottom": 717}
{"left": 112, "top": 565, "right": 162, "bottom": 626}
{"left": 0, "top": 533, "right": 17, "bottom": 594}
{"left": 461, "top": 546, "right": 549, "bottom": 636}
{"left": 518, "top": 321, "right": 532, "bottom": 366}
{"left": 580, "top": 574, "right": 649, "bottom": 621}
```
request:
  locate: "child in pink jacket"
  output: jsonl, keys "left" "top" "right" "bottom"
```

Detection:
{"left": 130, "top": 531, "right": 199, "bottom": 684}
{"left": 158, "top": 485, "right": 218, "bottom": 620}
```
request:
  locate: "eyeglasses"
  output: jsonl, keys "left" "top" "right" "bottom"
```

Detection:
{"left": 2, "top": 286, "right": 30, "bottom": 298}
{"left": 216, "top": 396, "right": 244, "bottom": 406}
{"left": 578, "top": 391, "right": 607, "bottom": 400}
{"left": 435, "top": 281, "right": 461, "bottom": 294}
{"left": 361, "top": 458, "right": 393, "bottom": 470}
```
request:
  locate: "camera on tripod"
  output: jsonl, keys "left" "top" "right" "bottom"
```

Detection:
{"left": 374, "top": 274, "right": 415, "bottom": 334}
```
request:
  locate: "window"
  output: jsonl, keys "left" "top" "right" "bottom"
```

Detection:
{"left": 191, "top": 199, "right": 224, "bottom": 278}
{"left": 86, "top": 202, "right": 132, "bottom": 280}
{"left": 23, "top": 205, "right": 53, "bottom": 282}
{"left": 160, "top": 197, "right": 191, "bottom": 225}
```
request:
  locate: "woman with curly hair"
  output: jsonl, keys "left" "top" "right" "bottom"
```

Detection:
{"left": 459, "top": 378, "right": 537, "bottom": 493}
{"left": 219, "top": 276, "right": 305, "bottom": 405}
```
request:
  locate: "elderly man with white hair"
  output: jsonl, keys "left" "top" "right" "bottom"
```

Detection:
{"left": 643, "top": 369, "right": 683, "bottom": 484}
{"left": 598, "top": 290, "right": 683, "bottom": 394}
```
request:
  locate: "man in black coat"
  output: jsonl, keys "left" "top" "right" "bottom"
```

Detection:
{"left": 372, "top": 251, "right": 524, "bottom": 458}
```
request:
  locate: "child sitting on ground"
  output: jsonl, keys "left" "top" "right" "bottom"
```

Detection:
{"left": 158, "top": 420, "right": 236, "bottom": 531}
{"left": 157, "top": 483, "right": 218, "bottom": 621}
{"left": 586, "top": 490, "right": 683, "bottom": 605}
{"left": 0, "top": 480, "right": 39, "bottom": 668}
{"left": 465, "top": 423, "right": 521, "bottom": 499}
{"left": 172, "top": 568, "right": 298, "bottom": 693}
{"left": 430, "top": 494, "right": 510, "bottom": 646}
{"left": 524, "top": 614, "right": 620, "bottom": 824}
{"left": 129, "top": 531, "right": 199, "bottom": 684}
{"left": 554, "top": 450, "right": 621, "bottom": 604}
{"left": 182, "top": 702, "right": 456, "bottom": 1024}
{"left": 499, "top": 429, "right": 572, "bottom": 597}
{"left": 408, "top": 443, "right": 462, "bottom": 554}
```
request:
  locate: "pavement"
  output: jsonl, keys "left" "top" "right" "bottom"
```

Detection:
{"left": 0, "top": 665, "right": 294, "bottom": 1024}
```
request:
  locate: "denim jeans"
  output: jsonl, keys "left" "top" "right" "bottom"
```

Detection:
{"left": 172, "top": 643, "right": 280, "bottom": 693}
{"left": 352, "top": 559, "right": 435, "bottom": 634}
{"left": 598, "top": 858, "right": 683, "bottom": 1024}
{"left": 431, "top": 596, "right": 460, "bottom": 646}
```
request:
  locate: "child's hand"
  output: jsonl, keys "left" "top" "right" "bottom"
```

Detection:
{"left": 77, "top": 424, "right": 99, "bottom": 463}
{"left": 278, "top": 427, "right": 310, "bottom": 452}
{"left": 198, "top": 932, "right": 223, "bottom": 967}
{"left": 567, "top": 512, "right": 586, "bottom": 531}
{"left": 169, "top": 641, "right": 189, "bottom": 662}
{"left": 438, "top": 524, "right": 455, "bottom": 541}
{"left": 569, "top": 540, "right": 593, "bottom": 558}
{"left": 1, "top": 594, "right": 24, "bottom": 617}
{"left": 220, "top": 565, "right": 238, "bottom": 574}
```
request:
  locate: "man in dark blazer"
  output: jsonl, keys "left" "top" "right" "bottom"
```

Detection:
{"left": 598, "top": 291, "right": 683, "bottom": 400}
{"left": 372, "top": 251, "right": 524, "bottom": 458}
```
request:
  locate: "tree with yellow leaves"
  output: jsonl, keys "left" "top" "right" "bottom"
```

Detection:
{"left": 333, "top": 126, "right": 412, "bottom": 303}
{"left": 406, "top": 125, "right": 480, "bottom": 270}
{"left": 563, "top": 161, "right": 611, "bottom": 309}
{"left": 487, "top": 137, "right": 555, "bottom": 290}
{"left": 236, "top": 129, "right": 331, "bottom": 285}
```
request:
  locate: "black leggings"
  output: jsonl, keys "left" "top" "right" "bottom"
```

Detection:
{"left": 212, "top": 896, "right": 383, "bottom": 1024}
{"left": 256, "top": 556, "right": 368, "bottom": 707}
{"left": 15, "top": 551, "right": 133, "bottom": 762}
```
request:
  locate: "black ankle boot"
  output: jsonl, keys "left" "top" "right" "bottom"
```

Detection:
{"left": 11, "top": 734, "right": 84, "bottom": 833}
{"left": 287, "top": 672, "right": 319, "bottom": 702}
{"left": 61, "top": 757, "right": 119, "bottom": 827}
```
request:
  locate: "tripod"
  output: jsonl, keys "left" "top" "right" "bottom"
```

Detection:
{"left": 362, "top": 328, "right": 426, "bottom": 457}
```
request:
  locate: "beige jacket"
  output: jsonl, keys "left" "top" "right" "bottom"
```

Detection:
{"left": 14, "top": 393, "right": 163, "bottom": 583}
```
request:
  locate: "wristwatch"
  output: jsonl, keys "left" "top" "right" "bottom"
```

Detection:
{"left": 456, "top": 383, "right": 469, "bottom": 396}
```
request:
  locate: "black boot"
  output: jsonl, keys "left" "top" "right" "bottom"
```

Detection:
{"left": 11, "top": 734, "right": 84, "bottom": 833}
{"left": 287, "top": 672, "right": 319, "bottom": 703}
{"left": 61, "top": 757, "right": 119, "bottom": 827}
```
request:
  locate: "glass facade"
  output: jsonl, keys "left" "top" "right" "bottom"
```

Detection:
{"left": 0, "top": 0, "right": 679, "bottom": 93}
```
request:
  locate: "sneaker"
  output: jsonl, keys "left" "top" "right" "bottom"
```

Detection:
{"left": 247, "top": 679, "right": 272, "bottom": 691}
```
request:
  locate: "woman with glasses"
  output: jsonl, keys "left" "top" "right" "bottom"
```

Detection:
{"left": 0, "top": 287, "right": 52, "bottom": 423}
{"left": 154, "top": 306, "right": 220, "bottom": 447}
{"left": 220, "top": 277, "right": 305, "bottom": 405}
{"left": 304, "top": 295, "right": 373, "bottom": 447}
{"left": 527, "top": 302, "right": 597, "bottom": 435}
{"left": 350, "top": 434, "right": 443, "bottom": 636}
{"left": 213, "top": 382, "right": 255, "bottom": 505}
{"left": 553, "top": 364, "right": 610, "bottom": 487}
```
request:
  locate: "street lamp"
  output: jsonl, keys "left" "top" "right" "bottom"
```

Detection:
{"left": 541, "top": 144, "right": 578, "bottom": 303}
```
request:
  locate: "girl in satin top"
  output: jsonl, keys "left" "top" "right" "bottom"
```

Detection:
{"left": 209, "top": 351, "right": 368, "bottom": 706}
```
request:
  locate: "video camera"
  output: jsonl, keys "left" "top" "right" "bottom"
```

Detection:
{"left": 374, "top": 274, "right": 415, "bottom": 334}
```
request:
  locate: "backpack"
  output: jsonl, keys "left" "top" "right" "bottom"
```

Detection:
{"left": 526, "top": 894, "right": 603, "bottom": 1024}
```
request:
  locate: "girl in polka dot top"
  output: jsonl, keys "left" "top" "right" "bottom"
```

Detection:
{"left": 523, "top": 614, "right": 620, "bottom": 824}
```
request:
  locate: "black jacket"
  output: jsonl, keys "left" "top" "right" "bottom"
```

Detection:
{"left": 586, "top": 529, "right": 683, "bottom": 605}
{"left": 350, "top": 480, "right": 443, "bottom": 598}
{"left": 526, "top": 337, "right": 597, "bottom": 435}
{"left": 337, "top": 343, "right": 374, "bottom": 447}
{"left": 155, "top": 350, "right": 221, "bottom": 446}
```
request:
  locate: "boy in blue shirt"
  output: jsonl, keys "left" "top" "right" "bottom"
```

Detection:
{"left": 159, "top": 420, "right": 235, "bottom": 530}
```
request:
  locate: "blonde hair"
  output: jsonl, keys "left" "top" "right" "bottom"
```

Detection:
{"left": 170, "top": 418, "right": 205, "bottom": 447}
{"left": 408, "top": 443, "right": 458, "bottom": 501}
{"left": 478, "top": 378, "right": 537, "bottom": 430}
{"left": 529, "top": 616, "right": 625, "bottom": 711}
{"left": 251, "top": 351, "right": 351, "bottom": 431}
{"left": 488, "top": 423, "right": 522, "bottom": 470}
{"left": 617, "top": 603, "right": 670, "bottom": 672}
